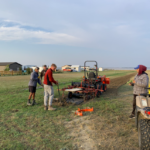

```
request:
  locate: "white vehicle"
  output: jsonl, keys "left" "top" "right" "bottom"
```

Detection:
{"left": 71, "top": 65, "right": 81, "bottom": 72}
{"left": 31, "top": 67, "right": 43, "bottom": 73}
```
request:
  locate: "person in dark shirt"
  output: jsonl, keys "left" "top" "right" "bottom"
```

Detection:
{"left": 40, "top": 65, "right": 48, "bottom": 80}
{"left": 28, "top": 67, "right": 43, "bottom": 106}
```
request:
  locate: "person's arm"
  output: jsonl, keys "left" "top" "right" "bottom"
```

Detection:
{"left": 37, "top": 78, "right": 42, "bottom": 86}
{"left": 129, "top": 75, "right": 136, "bottom": 86}
{"left": 135, "top": 77, "right": 148, "bottom": 88}
{"left": 48, "top": 70, "right": 57, "bottom": 84}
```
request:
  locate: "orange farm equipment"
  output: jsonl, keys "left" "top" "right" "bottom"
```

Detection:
{"left": 59, "top": 61, "right": 110, "bottom": 101}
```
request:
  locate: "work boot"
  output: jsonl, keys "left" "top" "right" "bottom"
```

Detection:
{"left": 44, "top": 106, "right": 48, "bottom": 110}
{"left": 129, "top": 114, "right": 135, "bottom": 119}
{"left": 27, "top": 99, "right": 32, "bottom": 106}
{"left": 32, "top": 100, "right": 37, "bottom": 106}
{"left": 48, "top": 106, "right": 56, "bottom": 111}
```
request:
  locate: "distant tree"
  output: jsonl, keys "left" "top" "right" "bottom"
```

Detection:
{"left": 26, "top": 68, "right": 31, "bottom": 75}
{"left": 4, "top": 65, "right": 10, "bottom": 71}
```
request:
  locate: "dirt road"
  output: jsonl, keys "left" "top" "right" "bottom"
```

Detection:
{"left": 106, "top": 73, "right": 136, "bottom": 95}
{"left": 64, "top": 73, "right": 138, "bottom": 150}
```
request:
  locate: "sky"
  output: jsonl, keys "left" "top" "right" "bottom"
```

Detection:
{"left": 0, "top": 0, "right": 150, "bottom": 68}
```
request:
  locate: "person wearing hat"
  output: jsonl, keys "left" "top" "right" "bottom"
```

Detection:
{"left": 129, "top": 65, "right": 149, "bottom": 118}
{"left": 40, "top": 65, "right": 48, "bottom": 80}
{"left": 27, "top": 67, "right": 43, "bottom": 106}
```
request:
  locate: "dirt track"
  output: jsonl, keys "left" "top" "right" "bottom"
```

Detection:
{"left": 106, "top": 73, "right": 136, "bottom": 95}
{"left": 65, "top": 73, "right": 138, "bottom": 150}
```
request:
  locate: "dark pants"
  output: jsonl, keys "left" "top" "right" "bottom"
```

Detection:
{"left": 132, "top": 94, "right": 147, "bottom": 115}
{"left": 132, "top": 95, "right": 137, "bottom": 115}
{"left": 29, "top": 86, "right": 36, "bottom": 93}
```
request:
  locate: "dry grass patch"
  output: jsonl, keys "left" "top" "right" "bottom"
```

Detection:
{"left": 64, "top": 82, "right": 139, "bottom": 150}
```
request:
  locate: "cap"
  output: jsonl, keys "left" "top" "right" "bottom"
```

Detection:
{"left": 134, "top": 65, "right": 140, "bottom": 69}
{"left": 35, "top": 67, "right": 39, "bottom": 70}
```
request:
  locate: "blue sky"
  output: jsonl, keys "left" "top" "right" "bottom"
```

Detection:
{"left": 0, "top": 0, "right": 150, "bottom": 67}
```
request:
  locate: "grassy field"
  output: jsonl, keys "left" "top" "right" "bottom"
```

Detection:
{"left": 0, "top": 70, "right": 138, "bottom": 150}
{"left": 0, "top": 70, "right": 134, "bottom": 93}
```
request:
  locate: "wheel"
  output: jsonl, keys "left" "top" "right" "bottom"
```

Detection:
{"left": 138, "top": 119, "right": 150, "bottom": 150}
{"left": 103, "top": 84, "right": 107, "bottom": 92}
{"left": 96, "top": 91, "right": 101, "bottom": 98}
{"left": 68, "top": 92, "right": 73, "bottom": 99}
{"left": 95, "top": 82, "right": 103, "bottom": 97}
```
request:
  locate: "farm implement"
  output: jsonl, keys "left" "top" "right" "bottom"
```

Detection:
{"left": 58, "top": 61, "right": 110, "bottom": 104}
{"left": 75, "top": 107, "right": 94, "bottom": 116}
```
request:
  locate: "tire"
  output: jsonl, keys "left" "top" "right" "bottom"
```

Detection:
{"left": 95, "top": 82, "right": 103, "bottom": 97}
{"left": 103, "top": 84, "right": 107, "bottom": 92}
{"left": 96, "top": 91, "right": 101, "bottom": 98}
{"left": 138, "top": 119, "right": 150, "bottom": 150}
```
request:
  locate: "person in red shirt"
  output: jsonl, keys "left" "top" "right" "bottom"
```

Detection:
{"left": 43, "top": 64, "right": 58, "bottom": 110}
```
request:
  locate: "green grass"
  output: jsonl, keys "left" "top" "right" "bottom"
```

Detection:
{"left": 0, "top": 70, "right": 134, "bottom": 93}
{"left": 0, "top": 70, "right": 135, "bottom": 150}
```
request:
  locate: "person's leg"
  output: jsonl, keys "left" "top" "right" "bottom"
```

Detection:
{"left": 129, "top": 95, "right": 136, "bottom": 118}
{"left": 132, "top": 95, "right": 137, "bottom": 115}
{"left": 31, "top": 87, "right": 37, "bottom": 105}
{"left": 44, "top": 85, "right": 49, "bottom": 110}
{"left": 48, "top": 86, "right": 56, "bottom": 110}
{"left": 32, "top": 93, "right": 35, "bottom": 100}
{"left": 49, "top": 86, "right": 54, "bottom": 106}
{"left": 28, "top": 93, "right": 32, "bottom": 100}
{"left": 27, "top": 93, "right": 32, "bottom": 105}
{"left": 31, "top": 93, "right": 36, "bottom": 105}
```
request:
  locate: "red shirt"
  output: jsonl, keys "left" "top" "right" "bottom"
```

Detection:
{"left": 43, "top": 68, "right": 56, "bottom": 86}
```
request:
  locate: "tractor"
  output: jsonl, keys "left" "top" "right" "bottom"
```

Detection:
{"left": 60, "top": 61, "right": 110, "bottom": 101}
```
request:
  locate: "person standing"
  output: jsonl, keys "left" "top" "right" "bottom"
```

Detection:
{"left": 43, "top": 64, "right": 58, "bottom": 110}
{"left": 40, "top": 65, "right": 48, "bottom": 80}
{"left": 27, "top": 67, "right": 43, "bottom": 106}
{"left": 129, "top": 65, "right": 149, "bottom": 118}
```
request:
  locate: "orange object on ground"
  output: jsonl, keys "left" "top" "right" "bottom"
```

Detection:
{"left": 78, "top": 107, "right": 94, "bottom": 112}
{"left": 75, "top": 107, "right": 94, "bottom": 116}
{"left": 75, "top": 111, "right": 83, "bottom": 116}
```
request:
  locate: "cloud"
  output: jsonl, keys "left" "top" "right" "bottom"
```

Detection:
{"left": 0, "top": 25, "right": 81, "bottom": 45}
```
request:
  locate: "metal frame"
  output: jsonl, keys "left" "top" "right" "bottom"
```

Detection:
{"left": 59, "top": 83, "right": 103, "bottom": 98}
{"left": 84, "top": 60, "right": 98, "bottom": 78}
{"left": 58, "top": 60, "right": 110, "bottom": 101}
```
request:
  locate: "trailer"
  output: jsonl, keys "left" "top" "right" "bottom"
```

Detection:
{"left": 63, "top": 67, "right": 73, "bottom": 72}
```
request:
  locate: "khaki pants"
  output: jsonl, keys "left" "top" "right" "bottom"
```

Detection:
{"left": 44, "top": 84, "right": 54, "bottom": 106}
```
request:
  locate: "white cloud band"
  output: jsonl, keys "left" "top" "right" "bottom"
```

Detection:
{"left": 0, "top": 26, "right": 80, "bottom": 45}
